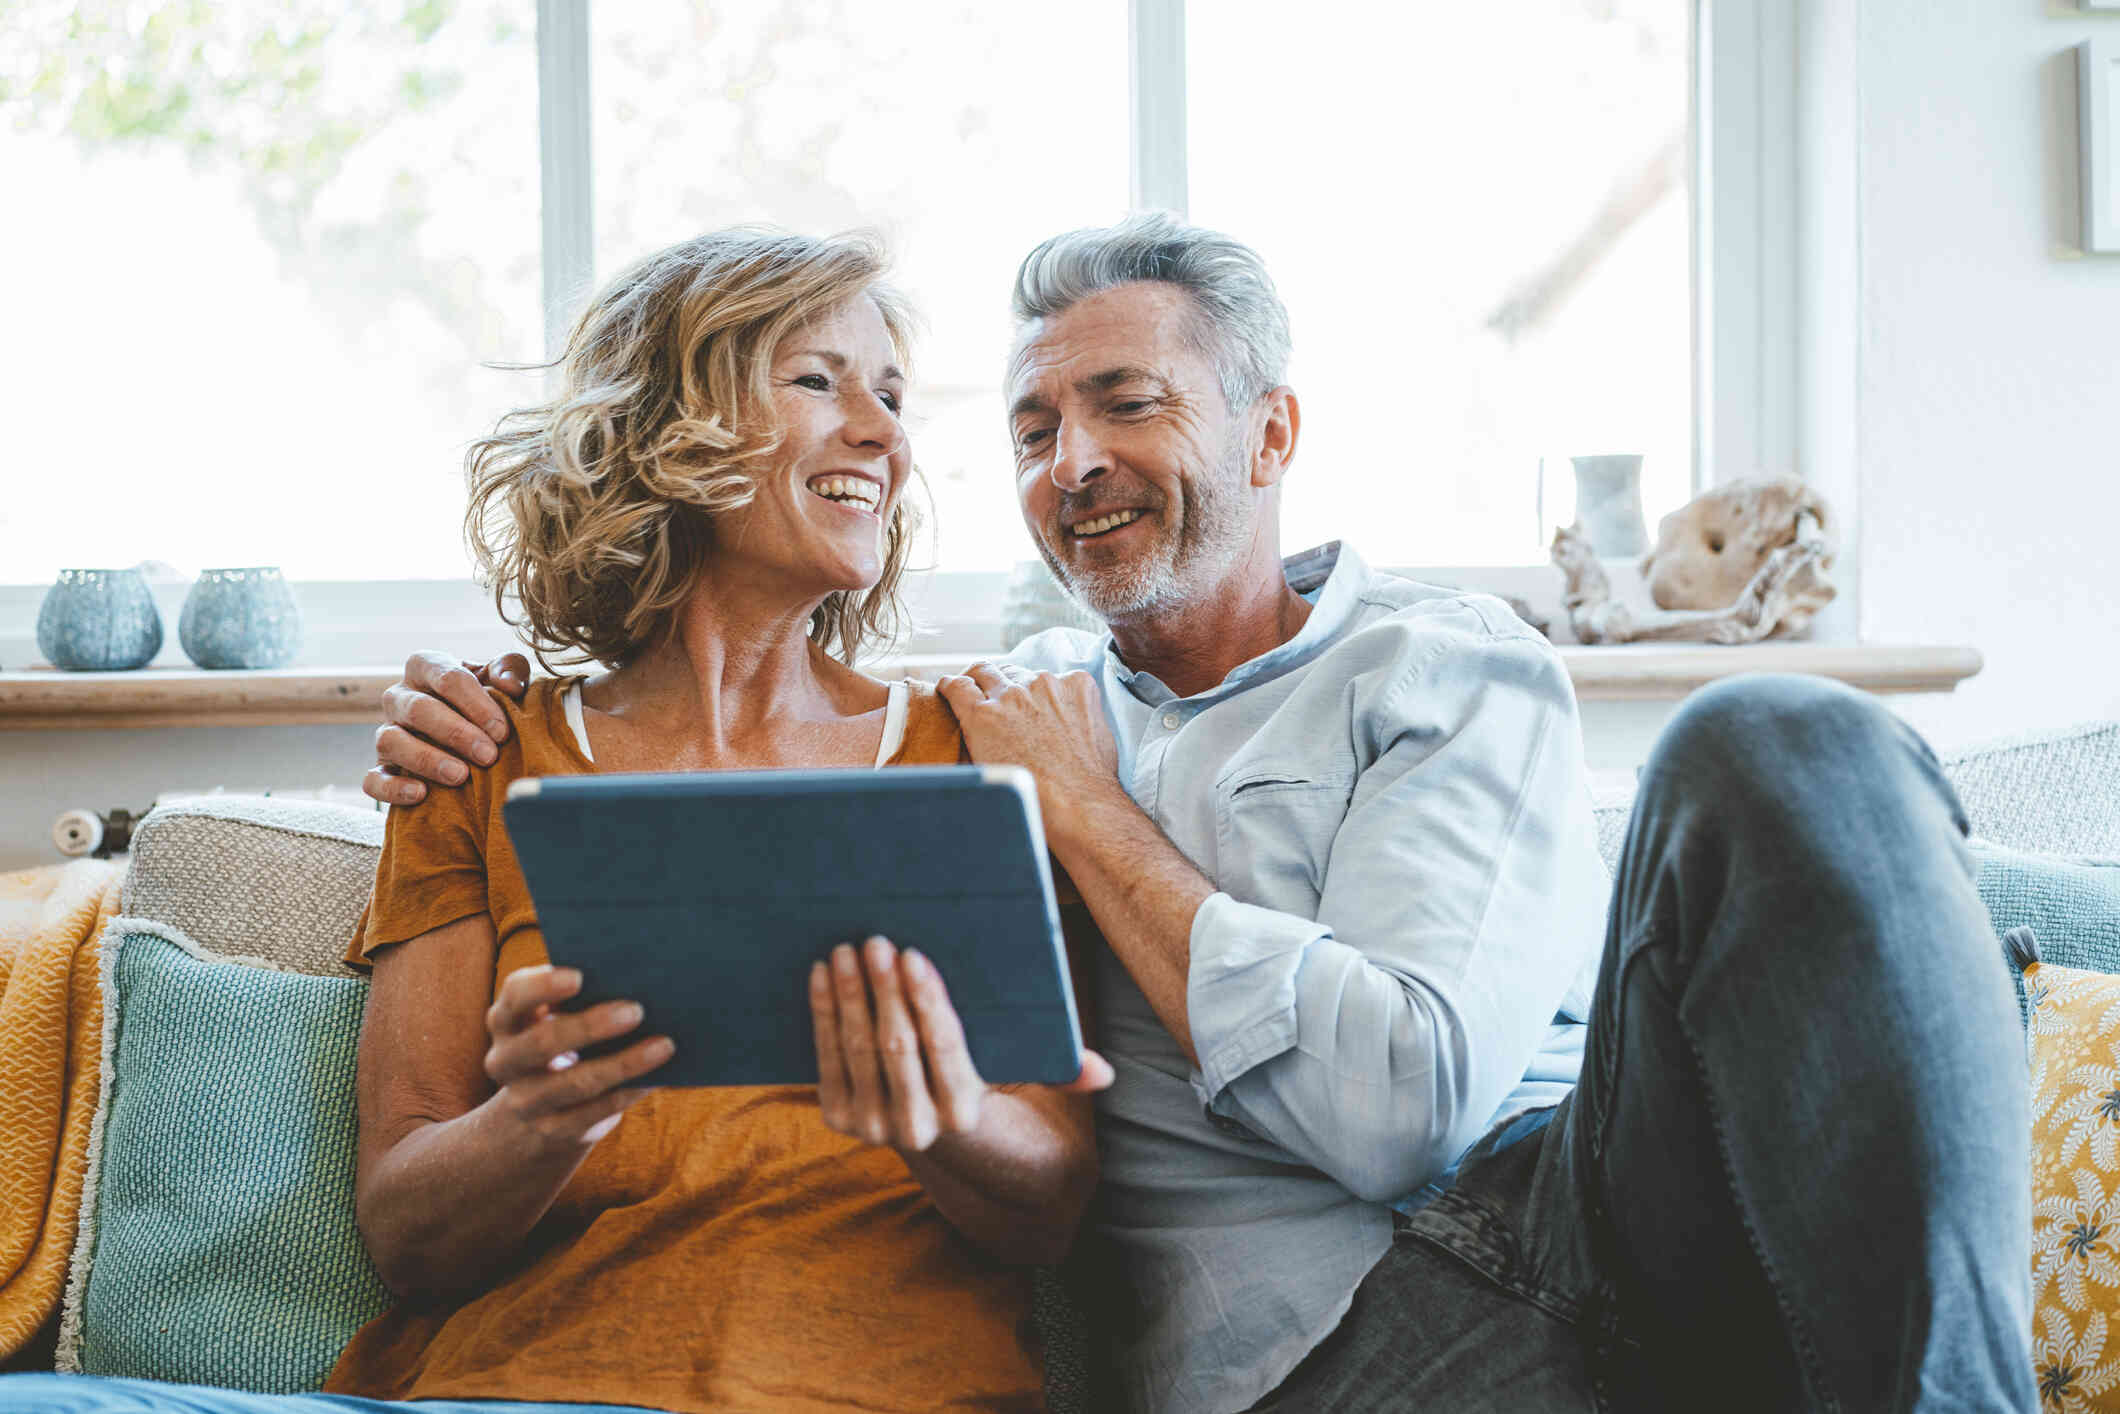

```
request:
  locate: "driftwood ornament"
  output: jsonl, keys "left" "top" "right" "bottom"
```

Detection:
{"left": 1552, "top": 477, "right": 1836, "bottom": 645}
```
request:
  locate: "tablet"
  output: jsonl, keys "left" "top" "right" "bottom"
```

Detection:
{"left": 501, "top": 765, "right": 1084, "bottom": 1088}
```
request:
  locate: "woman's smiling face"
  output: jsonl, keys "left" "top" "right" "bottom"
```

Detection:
{"left": 718, "top": 294, "right": 912, "bottom": 599}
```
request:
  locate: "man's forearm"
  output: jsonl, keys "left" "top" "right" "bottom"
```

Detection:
{"left": 1047, "top": 787, "right": 1216, "bottom": 1067}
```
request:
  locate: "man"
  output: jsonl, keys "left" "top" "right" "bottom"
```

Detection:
{"left": 372, "top": 215, "right": 2034, "bottom": 1411}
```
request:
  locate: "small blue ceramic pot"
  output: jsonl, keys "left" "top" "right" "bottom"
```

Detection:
{"left": 178, "top": 567, "right": 303, "bottom": 670}
{"left": 36, "top": 568, "right": 165, "bottom": 671}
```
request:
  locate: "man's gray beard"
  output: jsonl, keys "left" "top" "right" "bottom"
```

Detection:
{"left": 1040, "top": 445, "right": 1253, "bottom": 622}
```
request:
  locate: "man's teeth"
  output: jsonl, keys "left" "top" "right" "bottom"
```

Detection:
{"left": 1072, "top": 508, "right": 1146, "bottom": 537}
{"left": 808, "top": 476, "right": 881, "bottom": 510}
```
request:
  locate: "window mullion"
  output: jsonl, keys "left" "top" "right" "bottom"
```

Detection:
{"left": 1129, "top": 0, "right": 1188, "bottom": 214}
{"left": 1700, "top": 0, "right": 1799, "bottom": 488}
{"left": 537, "top": 0, "right": 595, "bottom": 363}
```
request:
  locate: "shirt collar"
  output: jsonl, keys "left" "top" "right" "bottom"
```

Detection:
{"left": 1104, "top": 541, "right": 1372, "bottom": 706}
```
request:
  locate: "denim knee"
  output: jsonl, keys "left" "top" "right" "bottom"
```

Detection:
{"left": 1639, "top": 673, "right": 1944, "bottom": 831}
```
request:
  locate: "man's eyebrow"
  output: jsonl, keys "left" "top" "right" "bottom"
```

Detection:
{"left": 1078, "top": 365, "right": 1173, "bottom": 397}
{"left": 1008, "top": 390, "right": 1056, "bottom": 422}
{"left": 787, "top": 349, "right": 904, "bottom": 381}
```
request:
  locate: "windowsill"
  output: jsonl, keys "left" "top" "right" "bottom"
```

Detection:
{"left": 0, "top": 642, "right": 1984, "bottom": 730}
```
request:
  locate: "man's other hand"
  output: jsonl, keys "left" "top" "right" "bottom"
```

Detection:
{"left": 937, "top": 665, "right": 1124, "bottom": 848}
{"left": 364, "top": 650, "right": 532, "bottom": 806}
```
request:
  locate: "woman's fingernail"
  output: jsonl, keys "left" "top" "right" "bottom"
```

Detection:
{"left": 618, "top": 1002, "right": 643, "bottom": 1026}
{"left": 649, "top": 1037, "right": 676, "bottom": 1062}
{"left": 443, "top": 761, "right": 467, "bottom": 784}
{"left": 901, "top": 948, "right": 928, "bottom": 980}
{"left": 487, "top": 719, "right": 508, "bottom": 739}
{"left": 474, "top": 740, "right": 499, "bottom": 765}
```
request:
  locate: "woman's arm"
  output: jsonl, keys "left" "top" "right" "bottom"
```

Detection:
{"left": 810, "top": 937, "right": 1108, "bottom": 1267}
{"left": 354, "top": 914, "right": 673, "bottom": 1298}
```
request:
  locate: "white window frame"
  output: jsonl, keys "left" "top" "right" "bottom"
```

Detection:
{"left": 3, "top": 0, "right": 1847, "bottom": 669}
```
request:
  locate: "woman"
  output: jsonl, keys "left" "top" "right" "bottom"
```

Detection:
{"left": 340, "top": 229, "right": 1105, "bottom": 1413}
{"left": 6, "top": 229, "right": 1102, "bottom": 1414}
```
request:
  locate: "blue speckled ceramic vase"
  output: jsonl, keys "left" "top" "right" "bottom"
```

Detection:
{"left": 36, "top": 568, "right": 164, "bottom": 671}
{"left": 178, "top": 567, "right": 303, "bottom": 670}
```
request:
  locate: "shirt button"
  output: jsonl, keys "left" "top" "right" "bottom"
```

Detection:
{"left": 1161, "top": 712, "right": 1182, "bottom": 730}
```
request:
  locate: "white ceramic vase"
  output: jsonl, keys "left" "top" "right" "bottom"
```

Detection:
{"left": 1570, "top": 454, "right": 1649, "bottom": 558}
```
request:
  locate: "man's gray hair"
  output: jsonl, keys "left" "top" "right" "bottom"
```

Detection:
{"left": 1010, "top": 212, "right": 1292, "bottom": 410}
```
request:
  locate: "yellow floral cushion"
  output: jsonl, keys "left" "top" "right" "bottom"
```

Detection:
{"left": 2029, "top": 957, "right": 2120, "bottom": 1409}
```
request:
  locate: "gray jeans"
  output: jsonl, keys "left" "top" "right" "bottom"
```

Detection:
{"left": 1252, "top": 674, "right": 2035, "bottom": 1413}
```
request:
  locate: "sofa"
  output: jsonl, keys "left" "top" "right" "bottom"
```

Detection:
{"left": 25, "top": 716, "right": 2120, "bottom": 1411}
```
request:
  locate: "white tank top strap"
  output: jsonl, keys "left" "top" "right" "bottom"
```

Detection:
{"left": 874, "top": 679, "right": 910, "bottom": 767}
{"left": 562, "top": 677, "right": 593, "bottom": 763}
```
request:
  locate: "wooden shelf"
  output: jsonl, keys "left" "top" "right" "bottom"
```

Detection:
{"left": 0, "top": 667, "right": 395, "bottom": 730}
{"left": 0, "top": 642, "right": 1982, "bottom": 731}
{"left": 1549, "top": 642, "right": 1984, "bottom": 702}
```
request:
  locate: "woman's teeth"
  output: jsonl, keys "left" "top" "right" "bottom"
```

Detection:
{"left": 1071, "top": 508, "right": 1146, "bottom": 538}
{"left": 808, "top": 476, "right": 881, "bottom": 512}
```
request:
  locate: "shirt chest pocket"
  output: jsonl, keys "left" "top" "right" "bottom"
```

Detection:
{"left": 1211, "top": 768, "right": 1353, "bottom": 918}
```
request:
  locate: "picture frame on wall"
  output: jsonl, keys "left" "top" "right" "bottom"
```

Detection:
{"left": 2085, "top": 38, "right": 2118, "bottom": 253}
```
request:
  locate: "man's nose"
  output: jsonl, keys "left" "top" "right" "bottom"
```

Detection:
{"left": 1050, "top": 420, "right": 1107, "bottom": 492}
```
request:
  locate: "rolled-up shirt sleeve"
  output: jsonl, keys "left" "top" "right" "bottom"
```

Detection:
{"left": 1184, "top": 628, "right": 1607, "bottom": 1204}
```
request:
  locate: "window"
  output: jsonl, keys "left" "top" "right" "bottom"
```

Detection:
{"left": 0, "top": 3, "right": 542, "bottom": 583}
{"left": 1187, "top": 2, "right": 1694, "bottom": 567}
{"left": 7, "top": 2, "right": 1792, "bottom": 661}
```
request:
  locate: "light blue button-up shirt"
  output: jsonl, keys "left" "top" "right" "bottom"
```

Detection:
{"left": 1005, "top": 543, "right": 1610, "bottom": 1414}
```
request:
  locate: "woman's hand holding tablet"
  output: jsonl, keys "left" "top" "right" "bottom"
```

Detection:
{"left": 809, "top": 936, "right": 1113, "bottom": 1154}
{"left": 483, "top": 963, "right": 674, "bottom": 1149}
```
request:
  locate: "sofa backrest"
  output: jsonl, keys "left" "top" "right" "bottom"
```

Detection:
{"left": 1586, "top": 717, "right": 2120, "bottom": 875}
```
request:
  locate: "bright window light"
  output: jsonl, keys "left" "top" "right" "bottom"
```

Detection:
{"left": 0, "top": 3, "right": 542, "bottom": 582}
{"left": 1188, "top": 0, "right": 1693, "bottom": 565}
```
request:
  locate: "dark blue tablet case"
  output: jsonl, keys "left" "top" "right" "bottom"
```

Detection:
{"left": 501, "top": 765, "right": 1083, "bottom": 1087}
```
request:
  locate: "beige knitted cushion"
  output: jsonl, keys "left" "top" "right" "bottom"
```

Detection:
{"left": 120, "top": 797, "right": 383, "bottom": 978}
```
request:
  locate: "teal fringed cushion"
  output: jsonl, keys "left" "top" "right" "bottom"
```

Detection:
{"left": 1973, "top": 841, "right": 2120, "bottom": 1022}
{"left": 58, "top": 923, "right": 388, "bottom": 1391}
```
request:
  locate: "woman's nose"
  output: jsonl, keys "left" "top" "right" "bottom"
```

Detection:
{"left": 842, "top": 389, "right": 904, "bottom": 455}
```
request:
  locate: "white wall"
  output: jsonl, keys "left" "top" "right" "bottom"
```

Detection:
{"left": 1859, "top": 0, "right": 2120, "bottom": 751}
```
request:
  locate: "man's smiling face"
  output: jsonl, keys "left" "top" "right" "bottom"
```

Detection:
{"left": 1006, "top": 282, "right": 1256, "bottom": 623}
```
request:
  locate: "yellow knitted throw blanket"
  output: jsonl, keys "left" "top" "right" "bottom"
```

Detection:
{"left": 0, "top": 859, "right": 124, "bottom": 1360}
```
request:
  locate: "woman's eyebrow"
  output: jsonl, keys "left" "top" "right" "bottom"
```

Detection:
{"left": 787, "top": 349, "right": 904, "bottom": 382}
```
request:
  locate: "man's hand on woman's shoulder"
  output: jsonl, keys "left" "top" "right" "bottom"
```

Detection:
{"left": 365, "top": 649, "right": 534, "bottom": 806}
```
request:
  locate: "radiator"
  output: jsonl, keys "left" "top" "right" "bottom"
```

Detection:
{"left": 52, "top": 786, "right": 380, "bottom": 859}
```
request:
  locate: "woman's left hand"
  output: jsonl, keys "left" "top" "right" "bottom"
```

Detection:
{"left": 810, "top": 935, "right": 1110, "bottom": 1153}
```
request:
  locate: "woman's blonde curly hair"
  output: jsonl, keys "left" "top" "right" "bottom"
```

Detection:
{"left": 466, "top": 227, "right": 922, "bottom": 672}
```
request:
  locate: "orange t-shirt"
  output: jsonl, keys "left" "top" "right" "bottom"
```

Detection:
{"left": 326, "top": 676, "right": 1044, "bottom": 1414}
